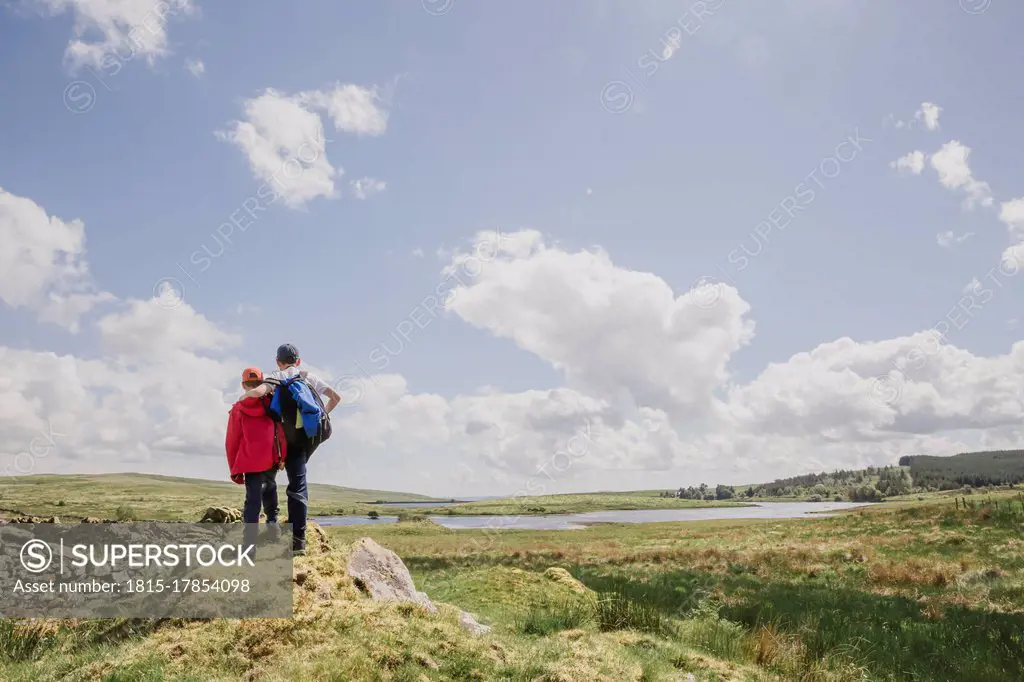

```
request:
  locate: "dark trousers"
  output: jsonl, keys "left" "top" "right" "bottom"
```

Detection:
{"left": 243, "top": 469, "right": 279, "bottom": 523}
{"left": 284, "top": 447, "right": 309, "bottom": 548}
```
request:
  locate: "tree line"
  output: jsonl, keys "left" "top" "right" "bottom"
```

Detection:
{"left": 900, "top": 450, "right": 1024, "bottom": 489}
{"left": 659, "top": 451, "right": 1024, "bottom": 502}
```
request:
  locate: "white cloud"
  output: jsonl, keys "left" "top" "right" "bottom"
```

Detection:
{"left": 331, "top": 326, "right": 1024, "bottom": 489}
{"left": 0, "top": 186, "right": 111, "bottom": 329}
{"left": 586, "top": 187, "right": 593, "bottom": 196}
{"left": 998, "top": 198, "right": 1024, "bottom": 242}
{"left": 39, "top": 291, "right": 116, "bottom": 333}
{"left": 332, "top": 380, "right": 698, "bottom": 479}
{"left": 96, "top": 282, "right": 240, "bottom": 358}
{"left": 185, "top": 58, "right": 204, "bottom": 78}
{"left": 891, "top": 150, "right": 925, "bottom": 175}
{"left": 723, "top": 334, "right": 1024, "bottom": 441}
{"left": 0, "top": 188, "right": 244, "bottom": 472}
{"left": 1000, "top": 243, "right": 1024, "bottom": 273}
{"left": 216, "top": 88, "right": 338, "bottom": 209}
{"left": 350, "top": 177, "right": 386, "bottom": 200}
{"left": 412, "top": 248, "right": 424, "bottom": 258}
{"left": 936, "top": 230, "right": 974, "bottom": 249}
{"left": 298, "top": 84, "right": 389, "bottom": 137}
{"left": 32, "top": 0, "right": 198, "bottom": 73}
{"left": 324, "top": 226, "right": 1024, "bottom": 490}
{"left": 963, "top": 277, "right": 981, "bottom": 294}
{"left": 334, "top": 374, "right": 452, "bottom": 452}
{"left": 0, "top": 342, "right": 240, "bottom": 469}
{"left": 929, "top": 141, "right": 993, "bottom": 209}
{"left": 915, "top": 102, "right": 941, "bottom": 131}
{"left": 442, "top": 230, "right": 754, "bottom": 419}
{"left": 9, "top": 180, "right": 1024, "bottom": 492}
{"left": 217, "top": 83, "right": 390, "bottom": 209}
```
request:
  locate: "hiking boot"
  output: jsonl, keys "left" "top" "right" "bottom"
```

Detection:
{"left": 292, "top": 537, "right": 306, "bottom": 556}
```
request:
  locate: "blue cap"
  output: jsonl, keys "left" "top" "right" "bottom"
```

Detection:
{"left": 276, "top": 343, "right": 299, "bottom": 364}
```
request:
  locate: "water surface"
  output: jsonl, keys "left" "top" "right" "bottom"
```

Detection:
{"left": 315, "top": 501, "right": 871, "bottom": 530}
{"left": 367, "top": 496, "right": 498, "bottom": 508}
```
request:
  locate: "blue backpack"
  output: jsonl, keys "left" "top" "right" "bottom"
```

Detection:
{"left": 268, "top": 374, "right": 332, "bottom": 453}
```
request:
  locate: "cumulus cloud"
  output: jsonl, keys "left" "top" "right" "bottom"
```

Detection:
{"left": 930, "top": 141, "right": 993, "bottom": 209}
{"left": 0, "top": 186, "right": 112, "bottom": 329}
{"left": 96, "top": 283, "right": 240, "bottom": 358}
{"left": 891, "top": 150, "right": 925, "bottom": 175}
{"left": 39, "top": 292, "right": 117, "bottom": 333}
{"left": 298, "top": 84, "right": 389, "bottom": 137}
{"left": 31, "top": 0, "right": 198, "bottom": 72}
{"left": 7, "top": 177, "right": 1024, "bottom": 492}
{"left": 217, "top": 84, "right": 390, "bottom": 209}
{"left": 331, "top": 380, "right": 698, "bottom": 481}
{"left": 329, "top": 327, "right": 1024, "bottom": 490}
{"left": 326, "top": 230, "right": 1024, "bottom": 491}
{"left": 216, "top": 88, "right": 338, "bottom": 208}
{"left": 441, "top": 230, "right": 755, "bottom": 418}
{"left": 998, "top": 198, "right": 1024, "bottom": 242}
{"left": 0, "top": 186, "right": 248, "bottom": 475}
{"left": 0, "top": 342, "right": 240, "bottom": 471}
{"left": 723, "top": 333, "right": 1024, "bottom": 440}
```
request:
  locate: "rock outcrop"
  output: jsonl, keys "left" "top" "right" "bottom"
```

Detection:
{"left": 346, "top": 537, "right": 491, "bottom": 635}
{"left": 458, "top": 610, "right": 492, "bottom": 636}
{"left": 199, "top": 507, "right": 242, "bottom": 523}
{"left": 346, "top": 537, "right": 438, "bottom": 613}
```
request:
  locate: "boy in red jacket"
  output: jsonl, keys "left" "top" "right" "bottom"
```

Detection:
{"left": 226, "top": 367, "right": 286, "bottom": 524}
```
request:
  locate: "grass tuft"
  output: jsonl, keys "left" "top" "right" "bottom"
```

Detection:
{"left": 515, "top": 597, "right": 593, "bottom": 635}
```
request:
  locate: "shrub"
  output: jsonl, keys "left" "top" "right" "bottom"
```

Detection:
{"left": 367, "top": 510, "right": 380, "bottom": 519}
{"left": 115, "top": 505, "right": 138, "bottom": 521}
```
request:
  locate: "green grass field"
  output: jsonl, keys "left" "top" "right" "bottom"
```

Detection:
{"left": 0, "top": 473, "right": 440, "bottom": 521}
{"left": 1, "top": 488, "right": 1023, "bottom": 680}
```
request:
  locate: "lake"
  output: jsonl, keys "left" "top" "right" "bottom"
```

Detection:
{"left": 314, "top": 501, "right": 872, "bottom": 530}
{"left": 367, "top": 501, "right": 466, "bottom": 508}
{"left": 366, "top": 496, "right": 498, "bottom": 508}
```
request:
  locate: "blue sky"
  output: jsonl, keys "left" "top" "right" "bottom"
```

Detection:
{"left": 1, "top": 0, "right": 1023, "bottom": 496}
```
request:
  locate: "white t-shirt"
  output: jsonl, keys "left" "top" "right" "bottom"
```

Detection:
{"left": 268, "top": 366, "right": 331, "bottom": 397}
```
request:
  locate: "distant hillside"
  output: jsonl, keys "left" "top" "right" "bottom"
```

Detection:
{"left": 899, "top": 450, "right": 1024, "bottom": 489}
{"left": 662, "top": 449, "right": 1024, "bottom": 502}
{"left": 0, "top": 473, "right": 440, "bottom": 521}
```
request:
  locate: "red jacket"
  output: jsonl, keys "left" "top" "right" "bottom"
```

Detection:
{"left": 225, "top": 396, "right": 286, "bottom": 476}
